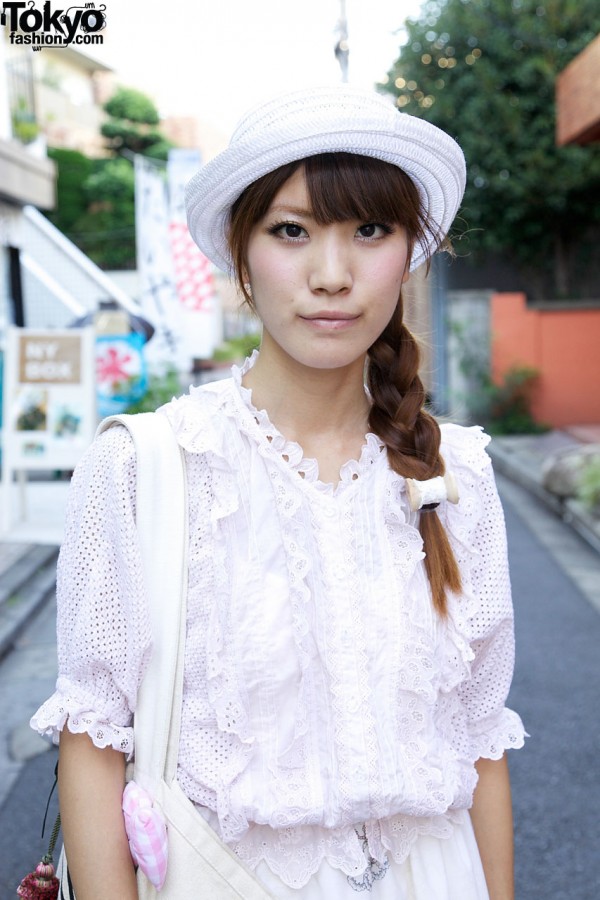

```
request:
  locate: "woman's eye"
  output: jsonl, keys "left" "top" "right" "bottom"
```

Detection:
{"left": 270, "top": 222, "right": 306, "bottom": 239}
{"left": 357, "top": 223, "right": 390, "bottom": 239}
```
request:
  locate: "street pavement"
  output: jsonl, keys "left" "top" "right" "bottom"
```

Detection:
{"left": 0, "top": 593, "right": 59, "bottom": 896}
{"left": 0, "top": 480, "right": 70, "bottom": 546}
{"left": 499, "top": 475, "right": 600, "bottom": 899}
{"left": 488, "top": 427, "right": 600, "bottom": 557}
{"left": 1, "top": 447, "right": 600, "bottom": 897}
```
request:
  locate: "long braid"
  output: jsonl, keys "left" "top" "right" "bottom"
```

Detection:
{"left": 367, "top": 294, "right": 462, "bottom": 615}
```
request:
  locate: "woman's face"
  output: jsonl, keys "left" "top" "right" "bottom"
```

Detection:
{"left": 244, "top": 167, "right": 411, "bottom": 373}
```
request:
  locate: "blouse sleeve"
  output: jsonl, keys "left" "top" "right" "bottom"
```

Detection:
{"left": 30, "top": 425, "right": 152, "bottom": 757}
{"left": 440, "top": 424, "right": 526, "bottom": 761}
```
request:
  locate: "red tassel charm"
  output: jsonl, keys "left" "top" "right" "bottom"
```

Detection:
{"left": 16, "top": 855, "right": 59, "bottom": 899}
{"left": 17, "top": 810, "right": 61, "bottom": 899}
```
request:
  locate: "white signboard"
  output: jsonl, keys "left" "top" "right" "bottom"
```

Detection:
{"left": 1, "top": 327, "right": 96, "bottom": 536}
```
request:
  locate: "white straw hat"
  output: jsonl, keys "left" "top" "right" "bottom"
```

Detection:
{"left": 185, "top": 85, "right": 466, "bottom": 273}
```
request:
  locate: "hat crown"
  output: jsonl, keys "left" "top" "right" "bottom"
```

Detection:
{"left": 230, "top": 85, "right": 399, "bottom": 148}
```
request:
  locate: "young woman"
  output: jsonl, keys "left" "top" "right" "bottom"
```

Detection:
{"left": 33, "top": 85, "right": 525, "bottom": 900}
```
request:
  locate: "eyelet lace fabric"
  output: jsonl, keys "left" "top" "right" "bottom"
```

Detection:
{"left": 32, "top": 355, "right": 525, "bottom": 889}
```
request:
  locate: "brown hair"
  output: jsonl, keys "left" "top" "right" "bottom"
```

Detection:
{"left": 228, "top": 153, "right": 461, "bottom": 614}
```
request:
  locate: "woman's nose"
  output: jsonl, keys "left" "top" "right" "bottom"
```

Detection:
{"left": 307, "top": 233, "right": 352, "bottom": 294}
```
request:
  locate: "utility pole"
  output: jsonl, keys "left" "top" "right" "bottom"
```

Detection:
{"left": 334, "top": 0, "right": 349, "bottom": 83}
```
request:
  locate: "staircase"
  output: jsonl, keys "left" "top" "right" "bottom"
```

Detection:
{"left": 0, "top": 543, "right": 58, "bottom": 661}
{"left": 19, "top": 205, "right": 141, "bottom": 328}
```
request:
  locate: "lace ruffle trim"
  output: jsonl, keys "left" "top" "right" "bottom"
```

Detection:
{"left": 376, "top": 811, "right": 458, "bottom": 864}
{"left": 437, "top": 424, "right": 493, "bottom": 690}
{"left": 235, "top": 821, "right": 366, "bottom": 888}
{"left": 237, "top": 354, "right": 385, "bottom": 493}
{"left": 468, "top": 707, "right": 527, "bottom": 760}
{"left": 162, "top": 365, "right": 317, "bottom": 839}
{"left": 233, "top": 812, "right": 461, "bottom": 889}
{"left": 168, "top": 356, "right": 385, "bottom": 502}
{"left": 181, "top": 353, "right": 387, "bottom": 496}
{"left": 30, "top": 690, "right": 134, "bottom": 757}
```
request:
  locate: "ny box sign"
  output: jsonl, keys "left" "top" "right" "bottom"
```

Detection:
{"left": 2, "top": 327, "right": 96, "bottom": 471}
{"left": 19, "top": 333, "right": 82, "bottom": 384}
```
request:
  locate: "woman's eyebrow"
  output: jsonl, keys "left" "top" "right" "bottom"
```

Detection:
{"left": 267, "top": 205, "right": 315, "bottom": 219}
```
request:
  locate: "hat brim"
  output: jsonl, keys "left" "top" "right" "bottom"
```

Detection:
{"left": 185, "top": 87, "right": 466, "bottom": 274}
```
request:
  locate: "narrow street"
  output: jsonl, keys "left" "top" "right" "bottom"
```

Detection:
{"left": 0, "top": 592, "right": 59, "bottom": 897}
{"left": 499, "top": 474, "right": 600, "bottom": 899}
{"left": 0, "top": 473, "right": 599, "bottom": 899}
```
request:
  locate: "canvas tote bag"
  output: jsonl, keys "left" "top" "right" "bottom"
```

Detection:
{"left": 58, "top": 412, "right": 273, "bottom": 899}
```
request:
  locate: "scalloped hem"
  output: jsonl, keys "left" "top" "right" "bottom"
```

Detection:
{"left": 233, "top": 821, "right": 376, "bottom": 890}
{"left": 235, "top": 810, "right": 486, "bottom": 895}
{"left": 252, "top": 809, "right": 489, "bottom": 898}
{"left": 30, "top": 693, "right": 134, "bottom": 758}
{"left": 469, "top": 708, "right": 528, "bottom": 761}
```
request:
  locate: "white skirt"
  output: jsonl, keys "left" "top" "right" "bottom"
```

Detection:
{"left": 254, "top": 811, "right": 490, "bottom": 900}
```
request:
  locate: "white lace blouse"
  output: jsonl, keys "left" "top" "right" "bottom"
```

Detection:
{"left": 32, "top": 356, "right": 525, "bottom": 889}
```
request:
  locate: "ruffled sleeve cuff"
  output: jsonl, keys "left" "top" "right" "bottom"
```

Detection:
{"left": 468, "top": 706, "right": 527, "bottom": 761}
{"left": 30, "top": 688, "right": 134, "bottom": 758}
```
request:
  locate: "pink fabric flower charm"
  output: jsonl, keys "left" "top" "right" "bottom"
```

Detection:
{"left": 122, "top": 781, "right": 168, "bottom": 890}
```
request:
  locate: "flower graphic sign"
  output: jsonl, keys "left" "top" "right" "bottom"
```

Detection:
{"left": 95, "top": 333, "right": 148, "bottom": 417}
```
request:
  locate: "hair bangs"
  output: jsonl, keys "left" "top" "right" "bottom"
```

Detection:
{"left": 303, "top": 153, "right": 430, "bottom": 244}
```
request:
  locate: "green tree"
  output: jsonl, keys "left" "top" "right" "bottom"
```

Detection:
{"left": 101, "top": 86, "right": 173, "bottom": 159}
{"left": 103, "top": 87, "right": 160, "bottom": 124}
{"left": 46, "top": 148, "right": 94, "bottom": 233}
{"left": 383, "top": 0, "right": 600, "bottom": 299}
{"left": 47, "top": 87, "right": 175, "bottom": 269}
{"left": 69, "top": 158, "right": 136, "bottom": 269}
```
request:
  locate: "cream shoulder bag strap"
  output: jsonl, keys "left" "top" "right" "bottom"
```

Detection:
{"left": 59, "top": 412, "right": 273, "bottom": 899}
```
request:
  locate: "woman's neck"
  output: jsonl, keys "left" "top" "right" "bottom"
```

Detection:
{"left": 242, "top": 347, "right": 371, "bottom": 447}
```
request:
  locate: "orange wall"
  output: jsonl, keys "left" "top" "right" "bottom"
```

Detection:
{"left": 491, "top": 292, "right": 600, "bottom": 427}
{"left": 556, "top": 34, "right": 600, "bottom": 145}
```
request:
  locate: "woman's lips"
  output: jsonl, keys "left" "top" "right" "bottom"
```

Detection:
{"left": 299, "top": 312, "right": 360, "bottom": 330}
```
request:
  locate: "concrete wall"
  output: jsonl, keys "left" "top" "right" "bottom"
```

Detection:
{"left": 491, "top": 292, "right": 600, "bottom": 426}
{"left": 446, "top": 289, "right": 492, "bottom": 421}
{"left": 0, "top": 139, "right": 55, "bottom": 209}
